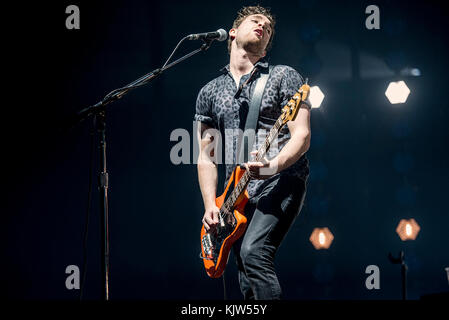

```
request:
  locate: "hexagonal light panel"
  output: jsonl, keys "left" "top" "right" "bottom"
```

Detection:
{"left": 309, "top": 86, "right": 325, "bottom": 109}
{"left": 385, "top": 80, "right": 410, "bottom": 104}
{"left": 309, "top": 227, "right": 334, "bottom": 250}
{"left": 396, "top": 218, "right": 420, "bottom": 241}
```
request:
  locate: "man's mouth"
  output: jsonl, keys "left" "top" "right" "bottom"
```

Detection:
{"left": 254, "top": 29, "right": 263, "bottom": 37}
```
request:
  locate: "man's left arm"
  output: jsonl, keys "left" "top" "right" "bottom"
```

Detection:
{"left": 271, "top": 102, "right": 311, "bottom": 173}
{"left": 244, "top": 101, "right": 311, "bottom": 179}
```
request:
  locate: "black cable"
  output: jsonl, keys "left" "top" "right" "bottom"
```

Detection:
{"left": 162, "top": 36, "right": 189, "bottom": 69}
{"left": 102, "top": 36, "right": 189, "bottom": 101}
{"left": 100, "top": 36, "right": 188, "bottom": 103}
{"left": 79, "top": 117, "right": 96, "bottom": 300}
{"left": 101, "top": 70, "right": 160, "bottom": 101}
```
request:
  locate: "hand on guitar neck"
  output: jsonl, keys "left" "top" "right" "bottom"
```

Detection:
{"left": 241, "top": 150, "right": 277, "bottom": 180}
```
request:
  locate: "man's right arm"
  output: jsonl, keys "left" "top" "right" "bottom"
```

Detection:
{"left": 197, "top": 121, "right": 220, "bottom": 232}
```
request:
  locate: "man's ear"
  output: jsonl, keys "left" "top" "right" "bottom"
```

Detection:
{"left": 229, "top": 28, "right": 236, "bottom": 40}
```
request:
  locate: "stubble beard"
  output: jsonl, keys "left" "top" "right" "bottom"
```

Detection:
{"left": 235, "top": 35, "right": 266, "bottom": 57}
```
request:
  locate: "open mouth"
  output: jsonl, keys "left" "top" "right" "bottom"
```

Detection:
{"left": 254, "top": 29, "right": 263, "bottom": 37}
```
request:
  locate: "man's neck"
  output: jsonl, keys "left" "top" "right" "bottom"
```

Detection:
{"left": 229, "top": 46, "right": 263, "bottom": 86}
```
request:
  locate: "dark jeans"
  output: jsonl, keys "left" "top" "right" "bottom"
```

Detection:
{"left": 233, "top": 174, "right": 307, "bottom": 300}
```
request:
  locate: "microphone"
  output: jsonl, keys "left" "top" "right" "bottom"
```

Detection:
{"left": 187, "top": 28, "right": 228, "bottom": 41}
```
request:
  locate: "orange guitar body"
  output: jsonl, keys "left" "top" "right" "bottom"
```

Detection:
{"left": 200, "top": 165, "right": 249, "bottom": 278}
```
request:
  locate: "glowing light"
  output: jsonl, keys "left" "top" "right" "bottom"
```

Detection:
{"left": 318, "top": 232, "right": 326, "bottom": 245}
{"left": 405, "top": 223, "right": 412, "bottom": 236}
{"left": 310, "top": 227, "right": 334, "bottom": 250}
{"left": 400, "top": 67, "right": 421, "bottom": 77}
{"left": 309, "top": 86, "right": 325, "bottom": 109}
{"left": 396, "top": 218, "right": 420, "bottom": 241}
{"left": 385, "top": 80, "right": 410, "bottom": 104}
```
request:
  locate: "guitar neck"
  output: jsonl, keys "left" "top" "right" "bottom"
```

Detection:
{"left": 221, "top": 116, "right": 285, "bottom": 214}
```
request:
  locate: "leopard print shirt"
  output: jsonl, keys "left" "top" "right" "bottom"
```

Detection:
{"left": 194, "top": 58, "right": 310, "bottom": 200}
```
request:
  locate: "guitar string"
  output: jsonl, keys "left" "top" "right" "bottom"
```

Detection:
{"left": 218, "top": 115, "right": 285, "bottom": 222}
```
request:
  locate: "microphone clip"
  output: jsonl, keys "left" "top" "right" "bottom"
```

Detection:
{"left": 200, "top": 38, "right": 214, "bottom": 51}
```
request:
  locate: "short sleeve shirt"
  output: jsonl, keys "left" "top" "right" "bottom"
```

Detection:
{"left": 194, "top": 58, "right": 310, "bottom": 199}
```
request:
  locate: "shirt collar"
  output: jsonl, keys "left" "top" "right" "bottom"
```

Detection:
{"left": 219, "top": 57, "right": 270, "bottom": 74}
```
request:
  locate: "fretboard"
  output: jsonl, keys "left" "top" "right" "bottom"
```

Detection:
{"left": 220, "top": 116, "right": 285, "bottom": 217}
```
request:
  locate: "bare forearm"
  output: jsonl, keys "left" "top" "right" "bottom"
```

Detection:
{"left": 197, "top": 160, "right": 218, "bottom": 210}
{"left": 273, "top": 131, "right": 310, "bottom": 173}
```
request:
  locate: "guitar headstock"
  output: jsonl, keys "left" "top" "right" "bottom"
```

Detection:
{"left": 281, "top": 81, "right": 311, "bottom": 124}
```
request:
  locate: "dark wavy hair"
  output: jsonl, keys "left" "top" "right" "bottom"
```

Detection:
{"left": 227, "top": 5, "right": 276, "bottom": 54}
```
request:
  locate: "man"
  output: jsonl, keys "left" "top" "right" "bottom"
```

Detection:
{"left": 195, "top": 5, "right": 311, "bottom": 300}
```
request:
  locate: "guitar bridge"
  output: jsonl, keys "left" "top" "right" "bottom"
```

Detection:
{"left": 201, "top": 233, "right": 214, "bottom": 260}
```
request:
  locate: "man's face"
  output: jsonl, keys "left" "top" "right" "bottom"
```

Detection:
{"left": 229, "top": 14, "right": 272, "bottom": 56}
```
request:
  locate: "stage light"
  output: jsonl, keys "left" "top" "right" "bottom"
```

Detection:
{"left": 309, "top": 86, "right": 324, "bottom": 108}
{"left": 405, "top": 223, "right": 412, "bottom": 236}
{"left": 396, "top": 218, "right": 420, "bottom": 241}
{"left": 319, "top": 231, "right": 325, "bottom": 245}
{"left": 310, "top": 227, "right": 334, "bottom": 249}
{"left": 385, "top": 81, "right": 410, "bottom": 104}
{"left": 400, "top": 67, "right": 421, "bottom": 77}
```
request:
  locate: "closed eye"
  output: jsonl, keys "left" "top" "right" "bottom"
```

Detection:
{"left": 252, "top": 19, "right": 271, "bottom": 34}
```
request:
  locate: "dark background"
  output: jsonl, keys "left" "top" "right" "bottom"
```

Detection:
{"left": 2, "top": 0, "right": 449, "bottom": 300}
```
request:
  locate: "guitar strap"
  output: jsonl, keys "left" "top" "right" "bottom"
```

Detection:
{"left": 237, "top": 65, "right": 273, "bottom": 164}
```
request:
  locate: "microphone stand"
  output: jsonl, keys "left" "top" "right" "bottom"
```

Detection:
{"left": 73, "top": 39, "right": 213, "bottom": 125}
{"left": 72, "top": 38, "right": 214, "bottom": 300}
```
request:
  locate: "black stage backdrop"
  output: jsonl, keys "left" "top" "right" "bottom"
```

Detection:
{"left": 2, "top": 0, "right": 449, "bottom": 301}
